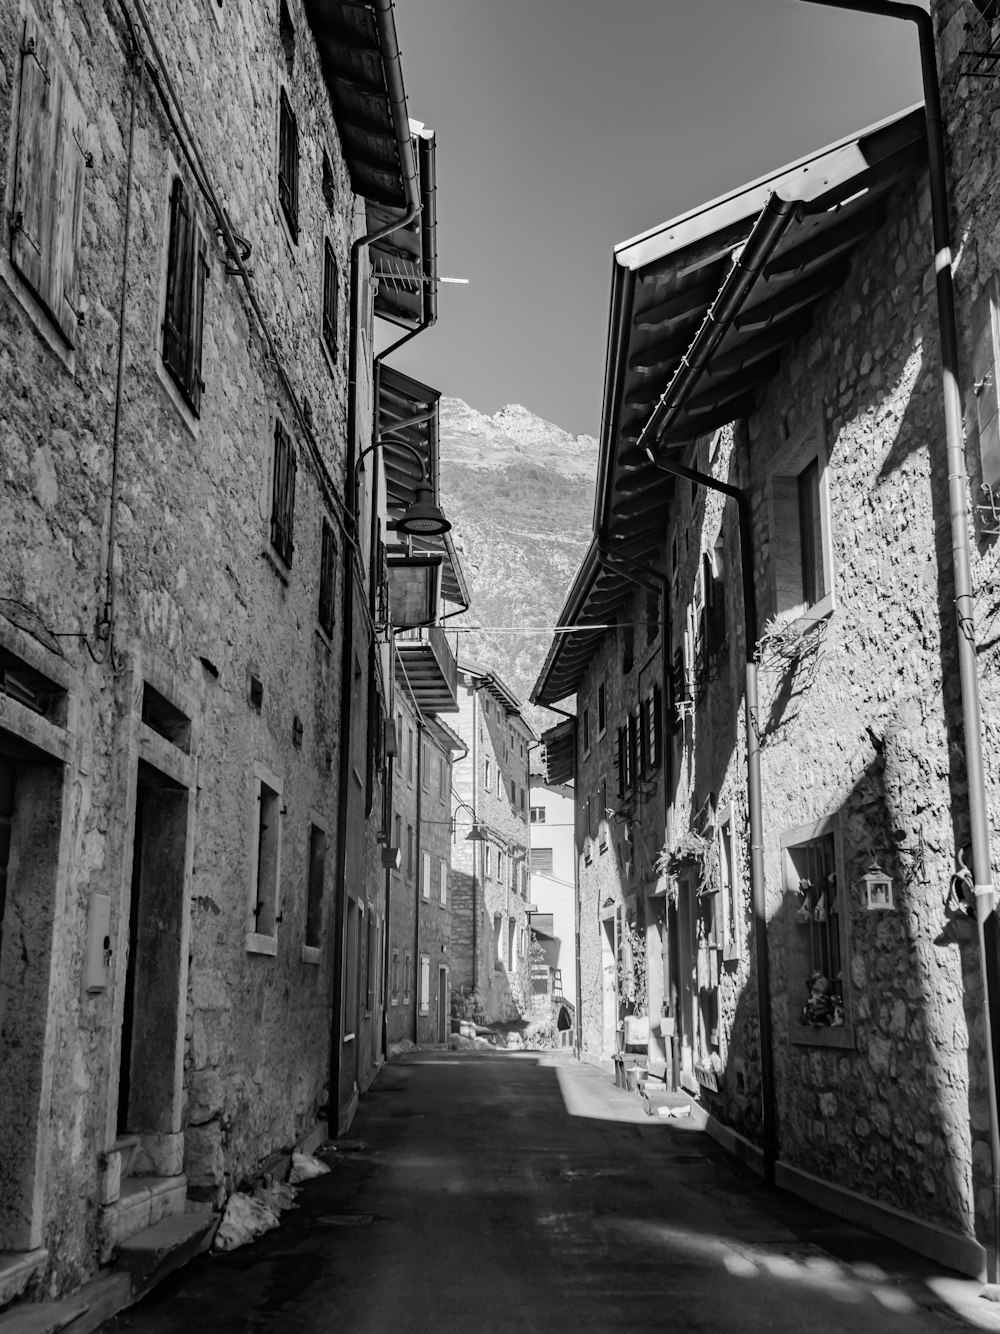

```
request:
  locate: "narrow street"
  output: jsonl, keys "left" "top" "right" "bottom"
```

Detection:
{"left": 101, "top": 1051, "right": 998, "bottom": 1334}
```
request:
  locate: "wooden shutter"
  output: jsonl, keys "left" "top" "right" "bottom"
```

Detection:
{"left": 270, "top": 420, "right": 296, "bottom": 564}
{"left": 163, "top": 178, "right": 192, "bottom": 385}
{"left": 278, "top": 88, "right": 299, "bottom": 240}
{"left": 11, "top": 16, "right": 87, "bottom": 346}
{"left": 323, "top": 239, "right": 338, "bottom": 355}
{"left": 319, "top": 519, "right": 336, "bottom": 633}
{"left": 188, "top": 229, "right": 209, "bottom": 414}
{"left": 616, "top": 726, "right": 626, "bottom": 799}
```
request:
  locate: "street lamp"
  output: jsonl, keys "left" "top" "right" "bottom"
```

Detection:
{"left": 452, "top": 799, "right": 486, "bottom": 842}
{"left": 357, "top": 432, "right": 451, "bottom": 537}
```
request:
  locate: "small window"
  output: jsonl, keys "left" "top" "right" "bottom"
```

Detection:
{"left": 304, "top": 824, "right": 326, "bottom": 949}
{"left": 766, "top": 418, "right": 834, "bottom": 623}
{"left": 497, "top": 768, "right": 503, "bottom": 797}
{"left": 421, "top": 850, "right": 431, "bottom": 901}
{"left": 419, "top": 955, "right": 430, "bottom": 1015}
{"left": 622, "top": 625, "right": 634, "bottom": 675}
{"left": 10, "top": 17, "right": 87, "bottom": 347}
{"left": 438, "top": 753, "right": 446, "bottom": 800}
{"left": 278, "top": 87, "right": 299, "bottom": 241}
{"left": 395, "top": 714, "right": 403, "bottom": 771}
{"left": 782, "top": 821, "right": 850, "bottom": 1046}
{"left": 344, "top": 901, "right": 361, "bottom": 1038}
{"left": 162, "top": 177, "right": 209, "bottom": 415}
{"left": 406, "top": 825, "right": 414, "bottom": 881}
{"left": 249, "top": 770, "right": 282, "bottom": 949}
{"left": 646, "top": 589, "right": 659, "bottom": 645}
{"left": 270, "top": 419, "right": 297, "bottom": 565}
{"left": 484, "top": 757, "right": 491, "bottom": 790}
{"left": 719, "top": 810, "right": 742, "bottom": 961}
{"left": 519, "top": 788, "right": 526, "bottom": 814}
{"left": 390, "top": 948, "right": 400, "bottom": 1004}
{"left": 510, "top": 778, "right": 516, "bottom": 804}
{"left": 407, "top": 727, "right": 414, "bottom": 783}
{"left": 393, "top": 811, "right": 401, "bottom": 856}
{"left": 598, "top": 778, "right": 608, "bottom": 851}
{"left": 530, "top": 847, "right": 553, "bottom": 876}
{"left": 597, "top": 681, "right": 607, "bottom": 736}
{"left": 530, "top": 806, "right": 545, "bottom": 824}
{"left": 422, "top": 740, "right": 430, "bottom": 791}
{"left": 318, "top": 518, "right": 337, "bottom": 634}
{"left": 644, "top": 686, "right": 662, "bottom": 774}
{"left": 485, "top": 845, "right": 492, "bottom": 878}
{"left": 403, "top": 950, "right": 412, "bottom": 1003}
{"left": 439, "top": 860, "right": 447, "bottom": 906}
{"left": 278, "top": 0, "right": 295, "bottom": 73}
{"left": 498, "top": 851, "right": 505, "bottom": 884}
{"left": 366, "top": 908, "right": 377, "bottom": 1013}
{"left": 582, "top": 706, "right": 591, "bottom": 755}
{"left": 322, "top": 239, "right": 339, "bottom": 359}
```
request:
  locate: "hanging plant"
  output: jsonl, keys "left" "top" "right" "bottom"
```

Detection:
{"left": 617, "top": 921, "right": 648, "bottom": 1018}
{"left": 656, "top": 828, "right": 718, "bottom": 894}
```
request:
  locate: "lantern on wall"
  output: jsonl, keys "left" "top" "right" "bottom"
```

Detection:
{"left": 862, "top": 859, "right": 894, "bottom": 911}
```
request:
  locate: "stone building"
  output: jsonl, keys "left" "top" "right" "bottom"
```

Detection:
{"left": 450, "top": 663, "right": 534, "bottom": 1023}
{"left": 385, "top": 552, "right": 467, "bottom": 1049}
{"left": 534, "top": 85, "right": 1000, "bottom": 1280}
{"left": 0, "top": 0, "right": 447, "bottom": 1311}
{"left": 526, "top": 769, "right": 577, "bottom": 1013}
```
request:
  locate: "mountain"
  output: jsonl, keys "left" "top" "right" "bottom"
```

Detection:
{"left": 438, "top": 398, "right": 597, "bottom": 734}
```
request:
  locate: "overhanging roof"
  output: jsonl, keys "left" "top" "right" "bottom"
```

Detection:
{"left": 532, "top": 104, "right": 927, "bottom": 708}
{"left": 541, "top": 718, "right": 575, "bottom": 786}
{"left": 378, "top": 366, "right": 468, "bottom": 606}
{"left": 370, "top": 127, "right": 437, "bottom": 330}
{"left": 304, "top": 1, "right": 414, "bottom": 210}
{"left": 459, "top": 660, "right": 538, "bottom": 738}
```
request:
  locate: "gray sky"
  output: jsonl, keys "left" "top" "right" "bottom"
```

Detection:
{"left": 386, "top": 0, "right": 924, "bottom": 439}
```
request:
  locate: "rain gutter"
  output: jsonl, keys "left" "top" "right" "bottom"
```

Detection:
{"left": 333, "top": 0, "right": 420, "bottom": 1128}
{"left": 802, "top": 0, "right": 1000, "bottom": 1286}
{"left": 639, "top": 191, "right": 800, "bottom": 1188}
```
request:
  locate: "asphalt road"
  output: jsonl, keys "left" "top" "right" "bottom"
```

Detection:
{"left": 102, "top": 1050, "right": 1000, "bottom": 1333}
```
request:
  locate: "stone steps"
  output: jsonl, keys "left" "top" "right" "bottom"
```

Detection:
{"left": 0, "top": 1253, "right": 47, "bottom": 1311}
{"left": 114, "top": 1212, "right": 217, "bottom": 1299}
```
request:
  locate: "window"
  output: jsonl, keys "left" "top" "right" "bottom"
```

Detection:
{"left": 390, "top": 948, "right": 400, "bottom": 1004}
{"left": 766, "top": 417, "right": 834, "bottom": 623}
{"left": 646, "top": 589, "right": 659, "bottom": 645}
{"left": 599, "top": 778, "right": 608, "bottom": 851}
{"left": 403, "top": 950, "right": 412, "bottom": 1003}
{"left": 622, "top": 625, "right": 634, "bottom": 675}
{"left": 972, "top": 273, "right": 1000, "bottom": 488}
{"left": 270, "top": 419, "right": 296, "bottom": 565}
{"left": 393, "top": 811, "right": 402, "bottom": 860}
{"left": 520, "top": 788, "right": 526, "bottom": 814}
{"left": 407, "top": 727, "right": 414, "bottom": 783}
{"left": 498, "top": 851, "right": 505, "bottom": 884}
{"left": 439, "top": 860, "right": 447, "bottom": 906}
{"left": 162, "top": 177, "right": 209, "bottom": 414}
{"left": 530, "top": 847, "right": 553, "bottom": 876}
{"left": 510, "top": 778, "right": 516, "bottom": 804}
{"left": 583, "top": 706, "right": 591, "bottom": 755}
{"left": 304, "top": 824, "right": 326, "bottom": 951}
{"left": 719, "top": 809, "right": 742, "bottom": 962}
{"left": 597, "top": 681, "right": 607, "bottom": 736}
{"left": 497, "top": 768, "right": 503, "bottom": 797}
{"left": 438, "top": 754, "right": 446, "bottom": 800}
{"left": 530, "top": 806, "right": 545, "bottom": 824}
{"left": 421, "top": 739, "right": 430, "bottom": 791}
{"left": 248, "top": 767, "right": 282, "bottom": 952}
{"left": 484, "top": 757, "right": 491, "bottom": 790}
{"left": 421, "top": 850, "right": 431, "bottom": 901}
{"left": 643, "top": 686, "right": 662, "bottom": 775}
{"left": 278, "top": 0, "right": 295, "bottom": 73}
{"left": 782, "top": 820, "right": 850, "bottom": 1046}
{"left": 344, "top": 900, "right": 361, "bottom": 1039}
{"left": 278, "top": 87, "right": 299, "bottom": 241}
{"left": 365, "top": 907, "right": 377, "bottom": 1013}
{"left": 395, "top": 714, "right": 403, "bottom": 771}
{"left": 318, "top": 519, "right": 337, "bottom": 634}
{"left": 406, "top": 825, "right": 414, "bottom": 881}
{"left": 419, "top": 955, "right": 430, "bottom": 1015}
{"left": 322, "top": 239, "right": 339, "bottom": 359}
{"left": 10, "top": 16, "right": 87, "bottom": 347}
{"left": 485, "top": 845, "right": 492, "bottom": 878}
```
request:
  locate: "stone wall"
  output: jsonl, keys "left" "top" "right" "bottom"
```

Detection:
{"left": 0, "top": 0, "right": 366, "bottom": 1296}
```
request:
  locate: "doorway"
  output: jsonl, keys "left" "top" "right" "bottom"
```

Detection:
{"left": 116, "top": 764, "right": 189, "bottom": 1163}
{"left": 437, "top": 966, "right": 448, "bottom": 1043}
{"left": 601, "top": 915, "right": 618, "bottom": 1055}
{"left": 675, "top": 876, "right": 697, "bottom": 1090}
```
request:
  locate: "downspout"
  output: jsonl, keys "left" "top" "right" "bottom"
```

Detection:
{"left": 802, "top": 0, "right": 1000, "bottom": 1284}
{"left": 638, "top": 192, "right": 799, "bottom": 1187}
{"left": 470, "top": 686, "right": 479, "bottom": 993}
{"left": 544, "top": 702, "right": 583, "bottom": 1061}
{"left": 332, "top": 0, "right": 420, "bottom": 1127}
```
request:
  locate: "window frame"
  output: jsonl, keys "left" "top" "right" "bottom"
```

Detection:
{"left": 302, "top": 818, "right": 327, "bottom": 962}
{"left": 781, "top": 815, "right": 852, "bottom": 1049}
{"left": 419, "top": 954, "right": 430, "bottom": 1015}
{"left": 270, "top": 417, "right": 297, "bottom": 567}
{"left": 318, "top": 518, "right": 337, "bottom": 636}
{"left": 247, "top": 763, "right": 283, "bottom": 955}
{"left": 161, "top": 175, "right": 209, "bottom": 417}
{"left": 421, "top": 850, "right": 431, "bottom": 901}
{"left": 277, "top": 85, "right": 299, "bottom": 242}
{"left": 764, "top": 416, "right": 835, "bottom": 627}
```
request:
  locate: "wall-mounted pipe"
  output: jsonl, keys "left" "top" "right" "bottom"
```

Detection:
{"left": 801, "top": 0, "right": 1000, "bottom": 1285}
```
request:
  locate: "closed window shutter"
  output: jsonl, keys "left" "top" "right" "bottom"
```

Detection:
{"left": 188, "top": 230, "right": 209, "bottom": 415}
{"left": 651, "top": 685, "right": 662, "bottom": 769}
{"left": 11, "top": 17, "right": 87, "bottom": 346}
{"left": 271, "top": 421, "right": 295, "bottom": 564}
{"left": 616, "top": 727, "right": 625, "bottom": 799}
{"left": 163, "top": 178, "right": 192, "bottom": 383}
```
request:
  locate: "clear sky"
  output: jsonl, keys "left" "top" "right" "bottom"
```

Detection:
{"left": 384, "top": 0, "right": 924, "bottom": 439}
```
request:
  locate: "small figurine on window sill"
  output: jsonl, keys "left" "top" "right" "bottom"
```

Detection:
{"left": 802, "top": 971, "right": 835, "bottom": 1027}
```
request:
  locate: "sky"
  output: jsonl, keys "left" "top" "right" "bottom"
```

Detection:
{"left": 381, "top": 0, "right": 925, "bottom": 440}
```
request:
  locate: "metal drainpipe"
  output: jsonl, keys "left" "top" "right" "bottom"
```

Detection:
{"left": 414, "top": 714, "right": 423, "bottom": 1043}
{"left": 470, "top": 684, "right": 480, "bottom": 994}
{"left": 647, "top": 452, "right": 776, "bottom": 1187}
{"left": 332, "top": 0, "right": 421, "bottom": 1129}
{"left": 802, "top": 0, "right": 1000, "bottom": 1282}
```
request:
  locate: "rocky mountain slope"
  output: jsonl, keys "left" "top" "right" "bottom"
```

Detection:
{"left": 438, "top": 399, "right": 597, "bottom": 733}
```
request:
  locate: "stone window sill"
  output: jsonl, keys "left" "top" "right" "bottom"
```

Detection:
{"left": 246, "top": 932, "right": 278, "bottom": 956}
{"left": 301, "top": 944, "right": 321, "bottom": 966}
{"left": 788, "top": 1021, "right": 853, "bottom": 1050}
